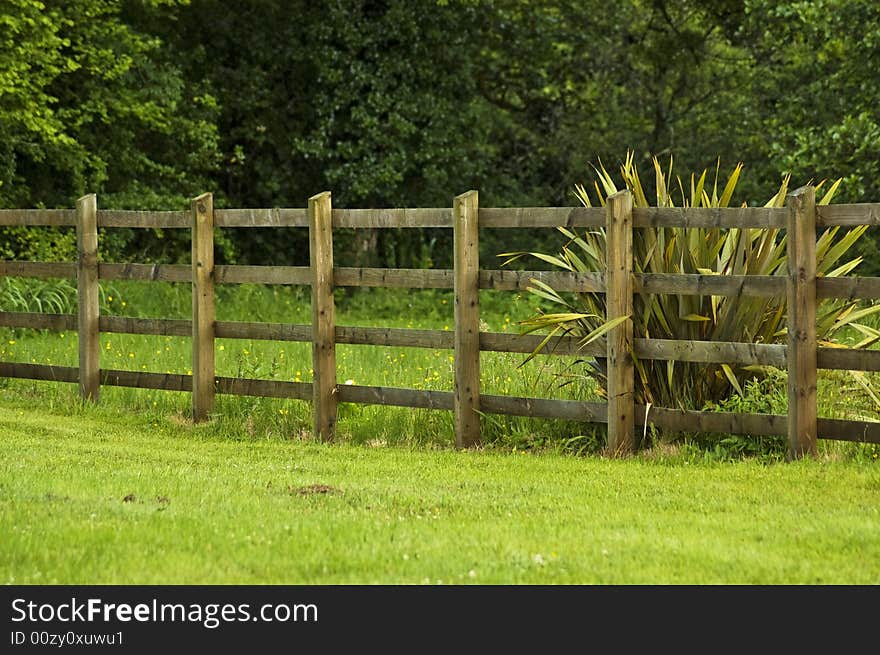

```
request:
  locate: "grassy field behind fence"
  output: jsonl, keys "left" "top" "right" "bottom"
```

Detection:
{"left": 4, "top": 282, "right": 880, "bottom": 454}
{"left": 2, "top": 283, "right": 606, "bottom": 449}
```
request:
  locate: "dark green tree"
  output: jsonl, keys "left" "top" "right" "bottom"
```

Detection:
{"left": 0, "top": 0, "right": 222, "bottom": 261}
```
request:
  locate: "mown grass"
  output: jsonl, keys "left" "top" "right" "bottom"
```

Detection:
{"left": 1, "top": 394, "right": 879, "bottom": 585}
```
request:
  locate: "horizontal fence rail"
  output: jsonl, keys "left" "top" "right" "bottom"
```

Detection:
{"left": 11, "top": 260, "right": 880, "bottom": 300}
{"left": 4, "top": 204, "right": 880, "bottom": 229}
{"left": 9, "top": 309, "right": 880, "bottom": 372}
{"left": 3, "top": 195, "right": 880, "bottom": 456}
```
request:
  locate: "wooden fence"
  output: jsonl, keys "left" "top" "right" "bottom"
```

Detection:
{"left": 3, "top": 189, "right": 880, "bottom": 458}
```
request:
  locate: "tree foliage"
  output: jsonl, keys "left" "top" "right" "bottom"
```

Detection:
{"left": 0, "top": 0, "right": 219, "bottom": 209}
{"left": 1, "top": 0, "right": 878, "bottom": 266}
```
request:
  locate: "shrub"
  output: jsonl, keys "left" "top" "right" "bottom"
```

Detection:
{"left": 502, "top": 152, "right": 879, "bottom": 411}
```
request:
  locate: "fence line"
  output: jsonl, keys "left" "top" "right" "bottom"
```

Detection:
{"left": 4, "top": 203, "right": 879, "bottom": 229}
{"left": 3, "top": 192, "right": 880, "bottom": 457}
{"left": 10, "top": 308, "right": 880, "bottom": 373}
{"left": 12, "top": 260, "right": 880, "bottom": 300}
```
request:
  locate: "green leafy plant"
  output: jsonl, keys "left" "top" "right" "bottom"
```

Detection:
{"left": 502, "top": 152, "right": 879, "bottom": 411}
{"left": 0, "top": 277, "right": 76, "bottom": 314}
{"left": 701, "top": 369, "right": 788, "bottom": 461}
{"left": 0, "top": 278, "right": 130, "bottom": 316}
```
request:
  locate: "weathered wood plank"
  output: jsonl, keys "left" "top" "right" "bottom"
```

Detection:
{"left": 10, "top": 204, "right": 879, "bottom": 232}
{"left": 453, "top": 190, "right": 481, "bottom": 448}
{"left": 333, "top": 268, "right": 606, "bottom": 292}
{"left": 76, "top": 194, "right": 100, "bottom": 402}
{"left": 30, "top": 307, "right": 868, "bottom": 373}
{"left": 334, "top": 267, "right": 452, "bottom": 289}
{"left": 4, "top": 362, "right": 879, "bottom": 445}
{"left": 479, "top": 207, "right": 603, "bottom": 228}
{"left": 218, "top": 207, "right": 461, "bottom": 229}
{"left": 639, "top": 406, "right": 787, "bottom": 436}
{"left": 101, "top": 263, "right": 311, "bottom": 286}
{"left": 48, "top": 309, "right": 795, "bottom": 371}
{"left": 483, "top": 333, "right": 786, "bottom": 366}
{"left": 215, "top": 208, "right": 308, "bottom": 228}
{"left": 215, "top": 265, "right": 310, "bottom": 285}
{"left": 98, "top": 263, "right": 191, "bottom": 283}
{"left": 0, "top": 362, "right": 79, "bottom": 383}
{"left": 101, "top": 369, "right": 191, "bottom": 392}
{"left": 817, "top": 418, "right": 880, "bottom": 443}
{"left": 100, "top": 316, "right": 191, "bottom": 337}
{"left": 0, "top": 364, "right": 314, "bottom": 400}
{"left": 215, "top": 321, "right": 310, "bottom": 341}
{"left": 480, "top": 269, "right": 605, "bottom": 292}
{"left": 481, "top": 332, "right": 590, "bottom": 356}
{"left": 215, "top": 377, "right": 312, "bottom": 400}
{"left": 635, "top": 273, "right": 784, "bottom": 297}
{"left": 817, "top": 347, "right": 880, "bottom": 372}
{"left": 817, "top": 203, "right": 880, "bottom": 227}
{"left": 508, "top": 271, "right": 880, "bottom": 300}
{"left": 220, "top": 323, "right": 585, "bottom": 356}
{"left": 0, "top": 261, "right": 76, "bottom": 279}
{"left": 633, "top": 206, "right": 786, "bottom": 229}
{"left": 337, "top": 384, "right": 454, "bottom": 410}
{"left": 217, "top": 323, "right": 585, "bottom": 356}
{"left": 642, "top": 409, "right": 876, "bottom": 445}
{"left": 215, "top": 322, "right": 583, "bottom": 355}
{"left": 333, "top": 208, "right": 452, "bottom": 228}
{"left": 0, "top": 209, "right": 76, "bottom": 226}
{"left": 605, "top": 190, "right": 635, "bottom": 455}
{"left": 96, "top": 262, "right": 880, "bottom": 303}
{"left": 96, "top": 210, "right": 189, "bottom": 229}
{"left": 481, "top": 394, "right": 607, "bottom": 421}
{"left": 96, "top": 262, "right": 880, "bottom": 301}
{"left": 309, "top": 191, "right": 337, "bottom": 441}
{"left": 0, "top": 311, "right": 76, "bottom": 331}
{"left": 635, "top": 339, "right": 786, "bottom": 368}
{"left": 816, "top": 277, "right": 880, "bottom": 300}
{"left": 337, "top": 326, "right": 451, "bottom": 349}
{"left": 191, "top": 192, "right": 215, "bottom": 421}
{"left": 787, "top": 186, "right": 818, "bottom": 458}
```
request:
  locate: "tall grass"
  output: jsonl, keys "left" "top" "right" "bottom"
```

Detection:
{"left": 2, "top": 279, "right": 879, "bottom": 460}
{"left": 0, "top": 277, "right": 77, "bottom": 314}
{"left": 0, "top": 281, "right": 598, "bottom": 450}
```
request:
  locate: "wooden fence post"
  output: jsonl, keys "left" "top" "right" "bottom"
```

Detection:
{"left": 191, "top": 192, "right": 215, "bottom": 422}
{"left": 786, "top": 186, "right": 818, "bottom": 458}
{"left": 76, "top": 194, "right": 100, "bottom": 402}
{"left": 605, "top": 190, "right": 635, "bottom": 455}
{"left": 453, "top": 190, "right": 481, "bottom": 448}
{"left": 309, "top": 191, "right": 337, "bottom": 441}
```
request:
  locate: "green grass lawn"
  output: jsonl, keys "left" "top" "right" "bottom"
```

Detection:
{"left": 2, "top": 392, "right": 879, "bottom": 585}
